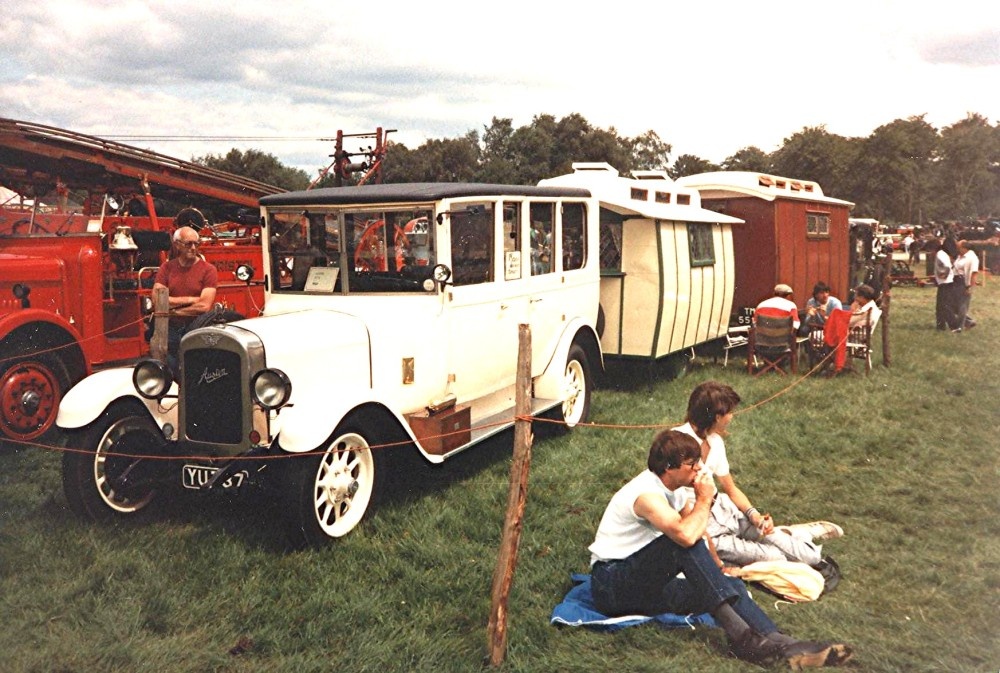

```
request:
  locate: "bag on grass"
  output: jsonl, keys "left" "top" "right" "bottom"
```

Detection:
{"left": 737, "top": 560, "right": 825, "bottom": 603}
{"left": 814, "top": 555, "right": 842, "bottom": 594}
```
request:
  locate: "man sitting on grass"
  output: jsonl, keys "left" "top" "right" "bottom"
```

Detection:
{"left": 588, "top": 429, "right": 853, "bottom": 668}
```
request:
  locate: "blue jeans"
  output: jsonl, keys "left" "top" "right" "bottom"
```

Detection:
{"left": 591, "top": 536, "right": 777, "bottom": 635}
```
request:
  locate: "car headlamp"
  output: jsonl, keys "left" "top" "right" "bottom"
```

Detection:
{"left": 133, "top": 359, "right": 173, "bottom": 399}
{"left": 251, "top": 369, "right": 292, "bottom": 410}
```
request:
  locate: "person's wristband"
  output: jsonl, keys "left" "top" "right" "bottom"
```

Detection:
{"left": 744, "top": 507, "right": 759, "bottom": 520}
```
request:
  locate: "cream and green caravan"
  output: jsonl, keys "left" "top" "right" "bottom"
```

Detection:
{"left": 541, "top": 163, "right": 742, "bottom": 361}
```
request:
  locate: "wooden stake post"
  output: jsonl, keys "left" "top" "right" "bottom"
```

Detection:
{"left": 487, "top": 324, "right": 533, "bottom": 667}
{"left": 151, "top": 286, "right": 169, "bottom": 361}
{"left": 880, "top": 254, "right": 892, "bottom": 367}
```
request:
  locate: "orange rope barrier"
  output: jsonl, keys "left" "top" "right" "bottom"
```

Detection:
{"left": 0, "top": 316, "right": 149, "bottom": 368}
{"left": 9, "top": 341, "right": 849, "bottom": 464}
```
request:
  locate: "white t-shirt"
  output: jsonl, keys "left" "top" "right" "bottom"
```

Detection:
{"left": 673, "top": 422, "right": 731, "bottom": 479}
{"left": 588, "top": 470, "right": 690, "bottom": 564}
{"left": 934, "top": 250, "right": 954, "bottom": 284}
{"left": 954, "top": 250, "right": 979, "bottom": 287}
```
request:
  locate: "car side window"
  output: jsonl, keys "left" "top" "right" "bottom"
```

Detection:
{"left": 451, "top": 203, "right": 495, "bottom": 286}
{"left": 530, "top": 203, "right": 554, "bottom": 276}
{"left": 503, "top": 203, "right": 521, "bottom": 281}
{"left": 562, "top": 202, "right": 586, "bottom": 271}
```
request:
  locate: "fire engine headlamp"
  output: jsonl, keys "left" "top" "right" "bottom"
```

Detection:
{"left": 235, "top": 264, "right": 255, "bottom": 283}
{"left": 251, "top": 369, "right": 291, "bottom": 410}
{"left": 133, "top": 359, "right": 173, "bottom": 399}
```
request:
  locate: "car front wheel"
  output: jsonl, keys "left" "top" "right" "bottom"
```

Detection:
{"left": 280, "top": 424, "right": 389, "bottom": 547}
{"left": 62, "top": 400, "right": 163, "bottom": 522}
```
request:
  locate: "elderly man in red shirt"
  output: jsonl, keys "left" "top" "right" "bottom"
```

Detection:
{"left": 152, "top": 225, "right": 219, "bottom": 368}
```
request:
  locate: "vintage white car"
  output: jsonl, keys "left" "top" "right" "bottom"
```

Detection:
{"left": 57, "top": 182, "right": 603, "bottom": 546}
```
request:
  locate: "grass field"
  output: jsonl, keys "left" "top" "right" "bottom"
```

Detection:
{"left": 1, "top": 282, "right": 998, "bottom": 672}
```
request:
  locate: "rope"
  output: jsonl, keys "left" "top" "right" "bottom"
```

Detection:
{"left": 10, "top": 338, "right": 851, "bottom": 463}
{"left": 0, "top": 316, "right": 149, "bottom": 368}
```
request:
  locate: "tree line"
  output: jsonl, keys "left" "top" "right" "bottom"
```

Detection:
{"left": 197, "top": 112, "right": 999, "bottom": 227}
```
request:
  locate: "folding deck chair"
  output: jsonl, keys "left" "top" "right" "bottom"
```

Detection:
{"left": 747, "top": 313, "right": 797, "bottom": 375}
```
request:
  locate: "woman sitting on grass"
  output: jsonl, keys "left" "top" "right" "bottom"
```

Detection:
{"left": 673, "top": 381, "right": 843, "bottom": 569}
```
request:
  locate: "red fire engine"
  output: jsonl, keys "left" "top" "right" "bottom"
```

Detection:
{"left": 1, "top": 117, "right": 281, "bottom": 444}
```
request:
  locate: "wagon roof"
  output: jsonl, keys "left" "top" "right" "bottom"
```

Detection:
{"left": 539, "top": 163, "right": 743, "bottom": 225}
{"left": 676, "top": 171, "right": 854, "bottom": 207}
{"left": 261, "top": 182, "right": 591, "bottom": 206}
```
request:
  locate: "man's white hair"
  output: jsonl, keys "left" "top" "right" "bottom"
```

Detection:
{"left": 173, "top": 226, "right": 198, "bottom": 242}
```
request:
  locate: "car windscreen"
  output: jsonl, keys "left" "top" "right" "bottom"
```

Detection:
{"left": 266, "top": 207, "right": 435, "bottom": 293}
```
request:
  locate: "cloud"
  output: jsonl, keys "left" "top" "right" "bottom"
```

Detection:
{"left": 918, "top": 30, "right": 1000, "bottom": 67}
{"left": 1, "top": 0, "right": 998, "bottom": 176}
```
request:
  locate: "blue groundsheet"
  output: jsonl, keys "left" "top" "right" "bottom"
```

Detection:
{"left": 550, "top": 573, "right": 716, "bottom": 632}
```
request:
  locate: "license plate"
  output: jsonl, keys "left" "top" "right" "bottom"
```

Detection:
{"left": 182, "top": 464, "right": 248, "bottom": 490}
{"left": 735, "top": 306, "right": 756, "bottom": 326}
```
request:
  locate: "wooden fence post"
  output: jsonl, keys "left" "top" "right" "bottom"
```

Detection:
{"left": 151, "top": 287, "right": 169, "bottom": 361}
{"left": 881, "top": 255, "right": 891, "bottom": 367}
{"left": 486, "top": 324, "right": 533, "bottom": 667}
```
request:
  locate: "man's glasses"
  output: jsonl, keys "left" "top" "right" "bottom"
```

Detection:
{"left": 179, "top": 240, "right": 200, "bottom": 248}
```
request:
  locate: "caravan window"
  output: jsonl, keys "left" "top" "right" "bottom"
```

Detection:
{"left": 598, "top": 208, "right": 624, "bottom": 272}
{"left": 807, "top": 212, "right": 830, "bottom": 238}
{"left": 688, "top": 223, "right": 715, "bottom": 267}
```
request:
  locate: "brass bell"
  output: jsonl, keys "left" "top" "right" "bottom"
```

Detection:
{"left": 110, "top": 225, "right": 138, "bottom": 251}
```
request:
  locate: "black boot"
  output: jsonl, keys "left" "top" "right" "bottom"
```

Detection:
{"left": 728, "top": 628, "right": 785, "bottom": 666}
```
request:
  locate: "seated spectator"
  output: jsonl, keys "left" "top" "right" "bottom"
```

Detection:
{"left": 673, "top": 382, "right": 842, "bottom": 569}
{"left": 755, "top": 283, "right": 800, "bottom": 331}
{"left": 848, "top": 284, "right": 881, "bottom": 329}
{"left": 587, "top": 428, "right": 853, "bottom": 668}
{"left": 801, "top": 282, "right": 842, "bottom": 335}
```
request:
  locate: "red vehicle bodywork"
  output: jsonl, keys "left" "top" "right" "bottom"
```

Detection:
{"left": 1, "top": 117, "right": 281, "bottom": 443}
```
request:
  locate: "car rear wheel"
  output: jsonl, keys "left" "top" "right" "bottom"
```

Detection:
{"left": 557, "top": 344, "right": 592, "bottom": 428}
{"left": 279, "top": 424, "right": 389, "bottom": 547}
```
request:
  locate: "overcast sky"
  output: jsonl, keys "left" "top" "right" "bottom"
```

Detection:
{"left": 2, "top": 0, "right": 998, "bottom": 178}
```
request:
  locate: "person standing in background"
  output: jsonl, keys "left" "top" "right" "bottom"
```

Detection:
{"left": 953, "top": 240, "right": 980, "bottom": 332}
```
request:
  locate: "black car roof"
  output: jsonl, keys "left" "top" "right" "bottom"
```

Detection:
{"left": 260, "top": 182, "right": 592, "bottom": 207}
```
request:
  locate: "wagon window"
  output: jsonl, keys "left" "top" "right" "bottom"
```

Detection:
{"left": 688, "top": 223, "right": 715, "bottom": 267}
{"left": 807, "top": 212, "right": 830, "bottom": 238}
{"left": 561, "top": 202, "right": 586, "bottom": 271}
{"left": 451, "top": 203, "right": 494, "bottom": 286}
{"left": 530, "top": 203, "right": 554, "bottom": 276}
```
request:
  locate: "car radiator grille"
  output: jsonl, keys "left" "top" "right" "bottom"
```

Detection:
{"left": 182, "top": 348, "right": 244, "bottom": 444}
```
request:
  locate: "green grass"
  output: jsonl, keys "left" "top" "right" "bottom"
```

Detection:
{"left": 2, "top": 282, "right": 998, "bottom": 672}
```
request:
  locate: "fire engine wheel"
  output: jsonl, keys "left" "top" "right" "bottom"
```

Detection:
{"left": 62, "top": 401, "right": 162, "bottom": 522}
{"left": 280, "top": 425, "right": 389, "bottom": 547}
{"left": 556, "top": 344, "right": 592, "bottom": 429}
{"left": 0, "top": 354, "right": 68, "bottom": 444}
